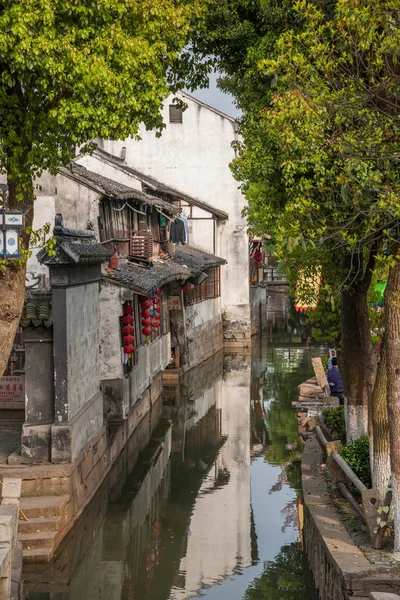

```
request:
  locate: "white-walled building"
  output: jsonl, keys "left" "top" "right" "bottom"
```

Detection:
{"left": 85, "top": 92, "right": 252, "bottom": 341}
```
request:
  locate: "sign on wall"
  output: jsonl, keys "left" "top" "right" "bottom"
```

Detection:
{"left": 168, "top": 296, "right": 182, "bottom": 311}
{"left": 0, "top": 376, "right": 25, "bottom": 402}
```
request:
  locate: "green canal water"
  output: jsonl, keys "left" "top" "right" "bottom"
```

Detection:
{"left": 24, "top": 292, "right": 321, "bottom": 600}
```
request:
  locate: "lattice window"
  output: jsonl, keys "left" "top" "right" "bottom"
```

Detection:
{"left": 130, "top": 230, "right": 153, "bottom": 258}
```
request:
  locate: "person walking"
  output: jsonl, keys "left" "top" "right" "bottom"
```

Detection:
{"left": 327, "top": 356, "right": 345, "bottom": 405}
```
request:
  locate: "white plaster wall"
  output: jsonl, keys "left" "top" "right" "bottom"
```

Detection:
{"left": 185, "top": 297, "right": 221, "bottom": 330}
{"left": 35, "top": 170, "right": 101, "bottom": 234}
{"left": 26, "top": 195, "right": 55, "bottom": 282}
{"left": 99, "top": 282, "right": 170, "bottom": 414}
{"left": 100, "top": 93, "right": 250, "bottom": 325}
{"left": 66, "top": 282, "right": 100, "bottom": 420}
{"left": 99, "top": 284, "right": 124, "bottom": 381}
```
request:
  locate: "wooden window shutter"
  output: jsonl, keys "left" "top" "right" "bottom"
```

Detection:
{"left": 169, "top": 104, "right": 183, "bottom": 124}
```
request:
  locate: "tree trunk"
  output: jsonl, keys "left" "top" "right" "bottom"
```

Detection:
{"left": 385, "top": 255, "right": 400, "bottom": 554}
{"left": 341, "top": 284, "right": 375, "bottom": 441}
{"left": 371, "top": 346, "right": 390, "bottom": 489}
{"left": 0, "top": 174, "right": 33, "bottom": 377}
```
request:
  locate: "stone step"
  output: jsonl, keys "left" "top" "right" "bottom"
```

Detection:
{"left": 22, "top": 546, "right": 54, "bottom": 564}
{"left": 19, "top": 495, "right": 68, "bottom": 519}
{"left": 19, "top": 530, "right": 57, "bottom": 550}
{"left": 18, "top": 516, "right": 59, "bottom": 534}
{"left": 20, "top": 476, "right": 70, "bottom": 497}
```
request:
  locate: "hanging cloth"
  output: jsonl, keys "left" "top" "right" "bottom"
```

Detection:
{"left": 170, "top": 218, "right": 186, "bottom": 244}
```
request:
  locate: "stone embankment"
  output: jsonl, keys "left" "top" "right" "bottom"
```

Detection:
{"left": 0, "top": 478, "right": 23, "bottom": 599}
{"left": 302, "top": 436, "right": 400, "bottom": 599}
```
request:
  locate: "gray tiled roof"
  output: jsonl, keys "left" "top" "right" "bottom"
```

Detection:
{"left": 60, "top": 163, "right": 180, "bottom": 214}
{"left": 174, "top": 245, "right": 226, "bottom": 270}
{"left": 103, "top": 245, "right": 226, "bottom": 294}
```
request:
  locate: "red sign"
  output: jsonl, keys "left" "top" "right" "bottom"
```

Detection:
{"left": 0, "top": 376, "right": 25, "bottom": 402}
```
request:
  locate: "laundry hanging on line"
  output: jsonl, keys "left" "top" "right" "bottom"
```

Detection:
{"left": 170, "top": 216, "right": 188, "bottom": 244}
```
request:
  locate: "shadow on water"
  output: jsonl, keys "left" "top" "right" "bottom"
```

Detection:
{"left": 23, "top": 291, "right": 320, "bottom": 600}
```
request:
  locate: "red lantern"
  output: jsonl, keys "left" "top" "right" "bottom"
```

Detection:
{"left": 154, "top": 297, "right": 160, "bottom": 305}
{"left": 123, "top": 345, "right": 134, "bottom": 354}
{"left": 123, "top": 304, "right": 133, "bottom": 315}
{"left": 122, "top": 325, "right": 134, "bottom": 335}
{"left": 154, "top": 311, "right": 160, "bottom": 319}
{"left": 181, "top": 282, "right": 194, "bottom": 292}
{"left": 141, "top": 310, "right": 150, "bottom": 318}
{"left": 142, "top": 327, "right": 152, "bottom": 336}
{"left": 123, "top": 315, "right": 134, "bottom": 325}
{"left": 141, "top": 318, "right": 151, "bottom": 327}
{"left": 140, "top": 300, "right": 151, "bottom": 310}
{"left": 123, "top": 335, "right": 134, "bottom": 345}
{"left": 155, "top": 289, "right": 162, "bottom": 296}
{"left": 153, "top": 320, "right": 160, "bottom": 328}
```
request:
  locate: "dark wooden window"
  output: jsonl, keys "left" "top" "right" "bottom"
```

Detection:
{"left": 169, "top": 104, "right": 183, "bottom": 124}
{"left": 184, "top": 267, "right": 221, "bottom": 306}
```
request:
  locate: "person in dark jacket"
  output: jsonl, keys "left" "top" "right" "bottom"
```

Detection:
{"left": 327, "top": 357, "right": 345, "bottom": 405}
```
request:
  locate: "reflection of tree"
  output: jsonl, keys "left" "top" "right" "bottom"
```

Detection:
{"left": 244, "top": 542, "right": 319, "bottom": 600}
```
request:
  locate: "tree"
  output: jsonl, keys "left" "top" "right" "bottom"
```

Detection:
{"left": 0, "top": 0, "right": 208, "bottom": 375}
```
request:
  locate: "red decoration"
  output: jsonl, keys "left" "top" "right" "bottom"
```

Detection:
{"left": 181, "top": 282, "right": 195, "bottom": 292}
{"left": 141, "top": 310, "right": 150, "bottom": 318}
{"left": 122, "top": 325, "right": 134, "bottom": 335}
{"left": 123, "top": 304, "right": 133, "bottom": 315}
{"left": 155, "top": 289, "right": 162, "bottom": 296}
{"left": 142, "top": 327, "right": 152, "bottom": 336}
{"left": 141, "top": 318, "right": 151, "bottom": 327}
{"left": 153, "top": 320, "right": 160, "bottom": 328}
{"left": 140, "top": 300, "right": 151, "bottom": 310}
{"left": 123, "top": 345, "right": 134, "bottom": 354}
{"left": 123, "top": 315, "right": 134, "bottom": 325}
{"left": 154, "top": 311, "right": 160, "bottom": 319}
{"left": 123, "top": 335, "right": 134, "bottom": 345}
{"left": 154, "top": 297, "right": 160, "bottom": 305}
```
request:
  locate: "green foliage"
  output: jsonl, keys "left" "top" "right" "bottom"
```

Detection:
{"left": 200, "top": 0, "right": 400, "bottom": 305}
{"left": 340, "top": 436, "right": 372, "bottom": 489}
{"left": 323, "top": 406, "right": 345, "bottom": 444}
{"left": 0, "top": 0, "right": 208, "bottom": 211}
{"left": 244, "top": 542, "right": 318, "bottom": 600}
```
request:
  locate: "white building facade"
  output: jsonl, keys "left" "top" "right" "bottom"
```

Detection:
{"left": 94, "top": 92, "right": 251, "bottom": 340}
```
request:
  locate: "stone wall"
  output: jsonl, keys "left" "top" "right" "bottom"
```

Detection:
{"left": 250, "top": 285, "right": 268, "bottom": 336}
{"left": 302, "top": 436, "right": 400, "bottom": 600}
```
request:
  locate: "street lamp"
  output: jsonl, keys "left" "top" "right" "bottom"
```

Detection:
{"left": 0, "top": 183, "right": 24, "bottom": 258}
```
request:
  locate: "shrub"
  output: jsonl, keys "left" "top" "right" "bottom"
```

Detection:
{"left": 340, "top": 436, "right": 372, "bottom": 489}
{"left": 323, "top": 406, "right": 346, "bottom": 443}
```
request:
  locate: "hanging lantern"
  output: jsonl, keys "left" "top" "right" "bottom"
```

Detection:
{"left": 154, "top": 297, "right": 160, "bottom": 305}
{"left": 122, "top": 325, "right": 134, "bottom": 335}
{"left": 141, "top": 310, "right": 150, "bottom": 319}
{"left": 142, "top": 327, "right": 152, "bottom": 336}
{"left": 141, "top": 318, "right": 151, "bottom": 327}
{"left": 153, "top": 320, "right": 160, "bottom": 328}
{"left": 123, "top": 304, "right": 133, "bottom": 315}
{"left": 123, "top": 335, "right": 134, "bottom": 345}
{"left": 154, "top": 310, "right": 160, "bottom": 319}
{"left": 140, "top": 300, "right": 151, "bottom": 310}
{"left": 181, "top": 282, "right": 194, "bottom": 292}
{"left": 140, "top": 295, "right": 150, "bottom": 301}
{"left": 123, "top": 345, "right": 135, "bottom": 354}
{"left": 155, "top": 289, "right": 162, "bottom": 296}
{"left": 123, "top": 315, "right": 134, "bottom": 325}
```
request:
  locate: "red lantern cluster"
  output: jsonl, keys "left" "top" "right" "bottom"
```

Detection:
{"left": 140, "top": 291, "right": 161, "bottom": 337}
{"left": 122, "top": 303, "right": 135, "bottom": 354}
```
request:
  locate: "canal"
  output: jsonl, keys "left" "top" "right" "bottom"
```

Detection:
{"left": 23, "top": 292, "right": 321, "bottom": 599}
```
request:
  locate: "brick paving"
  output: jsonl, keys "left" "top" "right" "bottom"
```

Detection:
{"left": 0, "top": 429, "right": 20, "bottom": 463}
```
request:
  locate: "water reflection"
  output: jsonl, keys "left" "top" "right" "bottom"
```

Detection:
{"left": 24, "top": 292, "right": 320, "bottom": 600}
